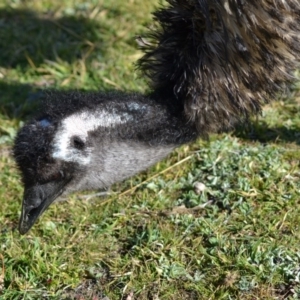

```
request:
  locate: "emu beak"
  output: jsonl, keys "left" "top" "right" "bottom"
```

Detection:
{"left": 19, "top": 180, "right": 69, "bottom": 234}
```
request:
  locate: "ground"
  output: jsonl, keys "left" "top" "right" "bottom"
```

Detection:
{"left": 0, "top": 0, "right": 300, "bottom": 299}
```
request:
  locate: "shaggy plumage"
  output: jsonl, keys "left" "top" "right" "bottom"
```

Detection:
{"left": 139, "top": 0, "right": 300, "bottom": 133}
{"left": 13, "top": 0, "right": 300, "bottom": 234}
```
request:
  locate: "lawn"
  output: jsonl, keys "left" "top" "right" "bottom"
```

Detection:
{"left": 0, "top": 0, "right": 300, "bottom": 299}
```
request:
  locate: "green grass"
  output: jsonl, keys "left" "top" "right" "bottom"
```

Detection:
{"left": 1, "top": 0, "right": 300, "bottom": 299}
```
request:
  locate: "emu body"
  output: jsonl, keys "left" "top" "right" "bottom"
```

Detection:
{"left": 14, "top": 0, "right": 300, "bottom": 233}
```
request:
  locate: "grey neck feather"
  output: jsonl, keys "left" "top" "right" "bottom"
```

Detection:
{"left": 72, "top": 141, "right": 174, "bottom": 192}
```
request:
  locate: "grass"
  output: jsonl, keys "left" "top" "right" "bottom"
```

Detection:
{"left": 0, "top": 0, "right": 300, "bottom": 299}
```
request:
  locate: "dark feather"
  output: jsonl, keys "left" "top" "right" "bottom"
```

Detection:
{"left": 138, "top": 0, "right": 300, "bottom": 134}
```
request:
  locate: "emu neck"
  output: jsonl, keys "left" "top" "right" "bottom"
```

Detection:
{"left": 75, "top": 141, "right": 174, "bottom": 191}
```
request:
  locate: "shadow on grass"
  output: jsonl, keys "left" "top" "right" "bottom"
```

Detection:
{"left": 0, "top": 7, "right": 107, "bottom": 120}
{"left": 0, "top": 81, "right": 44, "bottom": 119}
{"left": 233, "top": 121, "right": 300, "bottom": 145}
{"left": 0, "top": 8, "right": 103, "bottom": 69}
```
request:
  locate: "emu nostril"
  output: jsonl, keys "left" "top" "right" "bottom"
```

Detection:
{"left": 26, "top": 205, "right": 42, "bottom": 221}
{"left": 24, "top": 186, "right": 44, "bottom": 209}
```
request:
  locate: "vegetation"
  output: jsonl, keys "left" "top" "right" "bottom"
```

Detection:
{"left": 0, "top": 0, "right": 299, "bottom": 299}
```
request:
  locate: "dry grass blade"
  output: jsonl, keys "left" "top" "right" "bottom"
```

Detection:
{"left": 118, "top": 155, "right": 194, "bottom": 198}
{"left": 0, "top": 254, "right": 4, "bottom": 294}
{"left": 50, "top": 19, "right": 95, "bottom": 47}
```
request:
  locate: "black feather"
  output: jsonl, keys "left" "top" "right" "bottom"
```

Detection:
{"left": 138, "top": 0, "right": 300, "bottom": 134}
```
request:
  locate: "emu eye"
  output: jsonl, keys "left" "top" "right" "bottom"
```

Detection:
{"left": 71, "top": 136, "right": 85, "bottom": 150}
{"left": 51, "top": 171, "right": 64, "bottom": 181}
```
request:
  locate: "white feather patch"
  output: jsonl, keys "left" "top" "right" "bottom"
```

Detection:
{"left": 52, "top": 110, "right": 132, "bottom": 164}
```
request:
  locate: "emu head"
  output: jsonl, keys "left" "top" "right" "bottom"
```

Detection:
{"left": 13, "top": 102, "right": 137, "bottom": 234}
{"left": 14, "top": 115, "right": 93, "bottom": 234}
